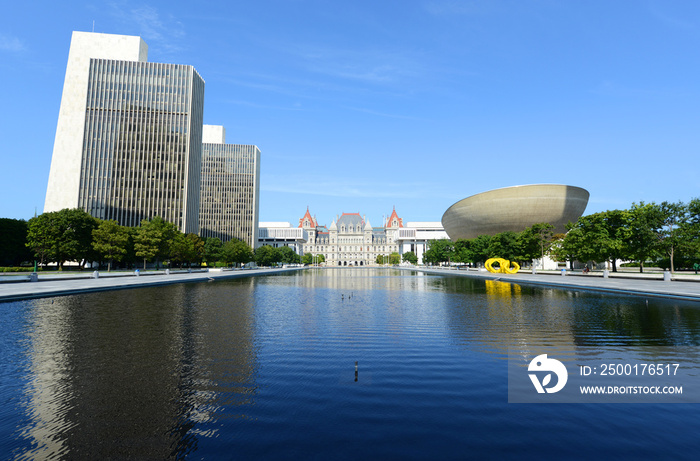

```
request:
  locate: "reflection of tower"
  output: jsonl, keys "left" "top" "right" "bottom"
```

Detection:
{"left": 187, "top": 278, "right": 258, "bottom": 421}
{"left": 18, "top": 280, "right": 258, "bottom": 459}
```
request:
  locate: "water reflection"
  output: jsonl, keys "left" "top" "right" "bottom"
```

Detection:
{"left": 15, "top": 279, "right": 257, "bottom": 460}
{"left": 437, "top": 274, "right": 700, "bottom": 356}
{"left": 5, "top": 269, "right": 700, "bottom": 459}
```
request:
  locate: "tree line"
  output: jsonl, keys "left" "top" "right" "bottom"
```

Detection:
{"left": 3, "top": 208, "right": 304, "bottom": 271}
{"left": 4, "top": 199, "right": 698, "bottom": 271}
{"left": 423, "top": 223, "right": 555, "bottom": 267}
{"left": 552, "top": 200, "right": 699, "bottom": 272}
{"left": 424, "top": 199, "right": 700, "bottom": 272}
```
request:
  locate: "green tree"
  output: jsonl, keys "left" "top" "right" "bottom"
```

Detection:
{"left": 171, "top": 233, "right": 205, "bottom": 267}
{"left": 487, "top": 231, "right": 521, "bottom": 262}
{"left": 560, "top": 211, "right": 626, "bottom": 271}
{"left": 402, "top": 251, "right": 418, "bottom": 265}
{"left": 389, "top": 252, "right": 401, "bottom": 265}
{"left": 122, "top": 227, "right": 138, "bottom": 268}
{"left": 625, "top": 202, "right": 664, "bottom": 272}
{"left": 376, "top": 254, "right": 386, "bottom": 265}
{"left": 602, "top": 209, "right": 629, "bottom": 272}
{"left": 255, "top": 245, "right": 280, "bottom": 267}
{"left": 92, "top": 220, "right": 130, "bottom": 271}
{"left": 223, "top": 239, "right": 254, "bottom": 267}
{"left": 60, "top": 208, "right": 99, "bottom": 268}
{"left": 453, "top": 239, "right": 474, "bottom": 264}
{"left": 518, "top": 223, "right": 554, "bottom": 268}
{"left": 27, "top": 209, "right": 98, "bottom": 269}
{"left": 423, "top": 239, "right": 455, "bottom": 265}
{"left": 203, "top": 238, "right": 223, "bottom": 265}
{"left": 548, "top": 233, "right": 571, "bottom": 266}
{"left": 278, "top": 246, "right": 301, "bottom": 264}
{"left": 0, "top": 218, "right": 31, "bottom": 266}
{"left": 134, "top": 217, "right": 177, "bottom": 269}
{"left": 27, "top": 212, "right": 58, "bottom": 266}
{"left": 684, "top": 198, "right": 700, "bottom": 262}
{"left": 470, "top": 235, "right": 492, "bottom": 264}
{"left": 302, "top": 252, "right": 325, "bottom": 265}
{"left": 657, "top": 201, "right": 687, "bottom": 273}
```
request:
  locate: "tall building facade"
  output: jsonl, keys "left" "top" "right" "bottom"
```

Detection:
{"left": 45, "top": 31, "right": 205, "bottom": 233}
{"left": 199, "top": 125, "right": 260, "bottom": 248}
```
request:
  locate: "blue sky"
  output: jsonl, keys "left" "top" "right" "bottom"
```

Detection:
{"left": 1, "top": 1, "right": 698, "bottom": 227}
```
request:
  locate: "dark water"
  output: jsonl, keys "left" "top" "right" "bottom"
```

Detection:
{"left": 2, "top": 268, "right": 700, "bottom": 460}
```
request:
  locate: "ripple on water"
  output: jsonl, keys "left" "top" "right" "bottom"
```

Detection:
{"left": 3, "top": 270, "right": 700, "bottom": 459}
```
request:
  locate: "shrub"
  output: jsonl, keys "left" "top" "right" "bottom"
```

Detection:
{"left": 0, "top": 267, "right": 42, "bottom": 272}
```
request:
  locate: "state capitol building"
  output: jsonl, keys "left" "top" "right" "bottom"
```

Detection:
{"left": 298, "top": 208, "right": 403, "bottom": 266}
{"left": 258, "top": 208, "right": 448, "bottom": 266}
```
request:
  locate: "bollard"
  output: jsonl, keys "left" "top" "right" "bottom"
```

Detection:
{"left": 29, "top": 272, "right": 38, "bottom": 282}
{"left": 92, "top": 270, "right": 99, "bottom": 279}
{"left": 603, "top": 270, "right": 609, "bottom": 279}
{"left": 165, "top": 269, "right": 170, "bottom": 275}
{"left": 561, "top": 268, "right": 566, "bottom": 276}
{"left": 135, "top": 269, "right": 140, "bottom": 277}
{"left": 663, "top": 270, "right": 671, "bottom": 282}
{"left": 531, "top": 267, "right": 537, "bottom": 275}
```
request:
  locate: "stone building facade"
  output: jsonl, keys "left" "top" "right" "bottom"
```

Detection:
{"left": 299, "top": 208, "right": 403, "bottom": 266}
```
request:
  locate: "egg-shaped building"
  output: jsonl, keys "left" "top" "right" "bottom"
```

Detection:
{"left": 441, "top": 184, "right": 589, "bottom": 240}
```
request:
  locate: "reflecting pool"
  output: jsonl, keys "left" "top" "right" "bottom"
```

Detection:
{"left": 2, "top": 268, "right": 700, "bottom": 459}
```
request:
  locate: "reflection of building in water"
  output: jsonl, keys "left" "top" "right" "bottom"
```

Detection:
{"left": 284, "top": 267, "right": 431, "bottom": 292}
{"left": 19, "top": 280, "right": 257, "bottom": 459}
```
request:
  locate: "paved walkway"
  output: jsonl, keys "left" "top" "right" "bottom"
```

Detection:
{"left": 0, "top": 267, "right": 305, "bottom": 302}
{"left": 398, "top": 267, "right": 700, "bottom": 301}
{"left": 2, "top": 266, "right": 699, "bottom": 303}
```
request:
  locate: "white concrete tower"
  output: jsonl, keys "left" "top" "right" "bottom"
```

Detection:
{"left": 44, "top": 32, "right": 148, "bottom": 212}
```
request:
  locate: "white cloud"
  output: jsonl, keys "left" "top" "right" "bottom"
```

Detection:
{"left": 261, "top": 177, "right": 454, "bottom": 199}
{"left": 0, "top": 35, "right": 26, "bottom": 52}
{"left": 108, "top": 1, "right": 185, "bottom": 54}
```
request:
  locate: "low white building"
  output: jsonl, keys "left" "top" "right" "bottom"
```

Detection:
{"left": 397, "top": 222, "right": 450, "bottom": 264}
{"left": 257, "top": 222, "right": 307, "bottom": 254}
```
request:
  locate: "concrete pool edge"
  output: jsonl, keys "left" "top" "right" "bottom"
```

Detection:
{"left": 0, "top": 267, "right": 306, "bottom": 302}
{"left": 3, "top": 266, "right": 700, "bottom": 303}
{"left": 398, "top": 267, "right": 700, "bottom": 302}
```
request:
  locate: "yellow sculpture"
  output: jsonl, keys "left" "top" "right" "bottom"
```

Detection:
{"left": 485, "top": 258, "right": 520, "bottom": 274}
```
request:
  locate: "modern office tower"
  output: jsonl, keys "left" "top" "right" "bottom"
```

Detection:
{"left": 199, "top": 125, "right": 260, "bottom": 248}
{"left": 44, "top": 31, "right": 205, "bottom": 233}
